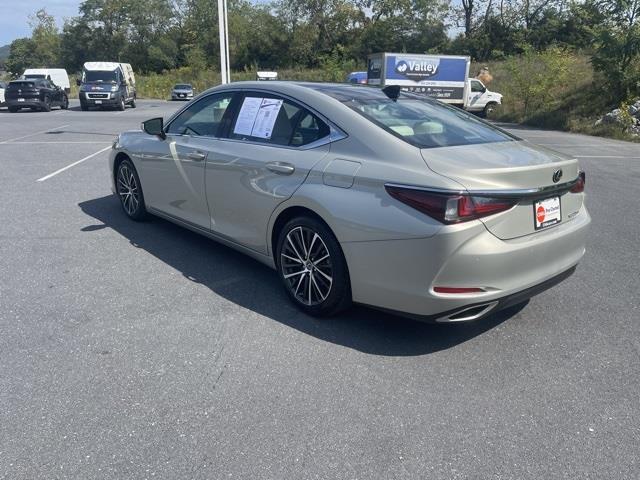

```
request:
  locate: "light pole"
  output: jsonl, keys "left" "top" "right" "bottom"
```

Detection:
{"left": 217, "top": 0, "right": 230, "bottom": 84}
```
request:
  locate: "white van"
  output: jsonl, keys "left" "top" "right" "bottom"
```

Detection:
{"left": 78, "top": 62, "right": 137, "bottom": 111}
{"left": 22, "top": 68, "right": 71, "bottom": 93}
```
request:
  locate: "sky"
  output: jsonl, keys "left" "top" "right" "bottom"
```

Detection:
{"left": 0, "top": 0, "right": 81, "bottom": 46}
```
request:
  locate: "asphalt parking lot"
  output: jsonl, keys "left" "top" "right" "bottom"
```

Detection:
{"left": 1, "top": 99, "right": 639, "bottom": 479}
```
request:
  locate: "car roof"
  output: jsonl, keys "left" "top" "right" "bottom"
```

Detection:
{"left": 203, "top": 80, "right": 387, "bottom": 99}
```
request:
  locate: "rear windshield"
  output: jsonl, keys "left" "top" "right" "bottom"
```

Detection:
{"left": 174, "top": 84, "right": 192, "bottom": 89}
{"left": 317, "top": 86, "right": 515, "bottom": 149}
{"left": 9, "top": 81, "right": 35, "bottom": 88}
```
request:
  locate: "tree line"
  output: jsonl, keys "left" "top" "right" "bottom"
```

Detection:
{"left": 5, "top": 0, "right": 640, "bottom": 99}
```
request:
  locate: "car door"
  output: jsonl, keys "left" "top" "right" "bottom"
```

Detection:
{"left": 467, "top": 79, "right": 486, "bottom": 111}
{"left": 203, "top": 92, "right": 332, "bottom": 254}
{"left": 135, "top": 92, "right": 237, "bottom": 229}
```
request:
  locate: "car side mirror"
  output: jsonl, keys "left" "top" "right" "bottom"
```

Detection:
{"left": 76, "top": 79, "right": 81, "bottom": 86}
{"left": 142, "top": 117, "right": 166, "bottom": 139}
{"left": 481, "top": 86, "right": 487, "bottom": 93}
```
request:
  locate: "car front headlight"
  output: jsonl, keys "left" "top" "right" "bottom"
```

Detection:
{"left": 110, "top": 85, "right": 118, "bottom": 92}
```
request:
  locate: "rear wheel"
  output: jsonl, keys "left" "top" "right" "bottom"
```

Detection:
{"left": 42, "top": 96, "right": 52, "bottom": 112}
{"left": 116, "top": 159, "right": 147, "bottom": 221}
{"left": 276, "top": 216, "right": 352, "bottom": 317}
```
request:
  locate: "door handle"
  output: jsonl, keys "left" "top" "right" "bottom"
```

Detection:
{"left": 266, "top": 162, "right": 295, "bottom": 175}
{"left": 187, "top": 151, "right": 206, "bottom": 161}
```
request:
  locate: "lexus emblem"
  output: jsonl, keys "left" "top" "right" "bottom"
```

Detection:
{"left": 552, "top": 169, "right": 563, "bottom": 183}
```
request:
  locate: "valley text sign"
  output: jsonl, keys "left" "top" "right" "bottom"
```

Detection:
{"left": 367, "top": 53, "right": 470, "bottom": 103}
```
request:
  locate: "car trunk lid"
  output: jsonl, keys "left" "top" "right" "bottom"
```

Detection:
{"left": 420, "top": 140, "right": 583, "bottom": 239}
{"left": 7, "top": 82, "right": 39, "bottom": 99}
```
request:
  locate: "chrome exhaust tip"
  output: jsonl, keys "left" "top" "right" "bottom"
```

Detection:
{"left": 436, "top": 301, "right": 499, "bottom": 322}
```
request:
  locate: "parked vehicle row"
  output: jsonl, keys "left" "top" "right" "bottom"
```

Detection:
{"left": 110, "top": 81, "right": 590, "bottom": 321}
{"left": 0, "top": 62, "right": 139, "bottom": 113}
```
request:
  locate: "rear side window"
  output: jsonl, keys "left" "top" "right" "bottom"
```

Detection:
{"left": 229, "top": 94, "right": 330, "bottom": 147}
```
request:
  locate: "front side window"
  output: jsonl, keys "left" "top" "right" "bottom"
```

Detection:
{"left": 229, "top": 94, "right": 330, "bottom": 147}
{"left": 166, "top": 93, "right": 234, "bottom": 137}
{"left": 470, "top": 80, "right": 484, "bottom": 93}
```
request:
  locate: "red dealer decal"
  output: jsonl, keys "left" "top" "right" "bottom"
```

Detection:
{"left": 536, "top": 205, "right": 546, "bottom": 223}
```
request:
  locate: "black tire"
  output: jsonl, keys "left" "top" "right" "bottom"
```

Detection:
{"left": 42, "top": 96, "right": 52, "bottom": 112}
{"left": 130, "top": 97, "right": 136, "bottom": 108}
{"left": 480, "top": 102, "right": 498, "bottom": 119}
{"left": 117, "top": 96, "right": 125, "bottom": 111}
{"left": 80, "top": 100, "right": 88, "bottom": 111}
{"left": 115, "top": 158, "right": 147, "bottom": 221}
{"left": 61, "top": 95, "right": 69, "bottom": 110}
{"left": 276, "top": 216, "right": 352, "bottom": 317}
{"left": 8, "top": 106, "right": 18, "bottom": 113}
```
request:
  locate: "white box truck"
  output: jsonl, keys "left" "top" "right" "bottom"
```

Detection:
{"left": 367, "top": 53, "right": 502, "bottom": 116}
{"left": 77, "top": 62, "right": 137, "bottom": 111}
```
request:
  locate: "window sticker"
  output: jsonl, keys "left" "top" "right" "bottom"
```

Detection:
{"left": 233, "top": 97, "right": 263, "bottom": 136}
{"left": 251, "top": 99, "right": 283, "bottom": 139}
{"left": 233, "top": 97, "right": 284, "bottom": 140}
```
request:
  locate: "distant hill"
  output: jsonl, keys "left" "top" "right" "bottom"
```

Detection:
{"left": 0, "top": 44, "right": 9, "bottom": 60}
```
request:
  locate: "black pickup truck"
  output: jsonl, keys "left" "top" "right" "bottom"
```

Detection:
{"left": 5, "top": 79, "right": 69, "bottom": 112}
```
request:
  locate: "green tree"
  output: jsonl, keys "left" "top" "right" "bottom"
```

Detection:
{"left": 590, "top": 0, "right": 640, "bottom": 98}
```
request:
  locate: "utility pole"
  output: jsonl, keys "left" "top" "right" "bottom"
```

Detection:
{"left": 217, "top": 0, "right": 230, "bottom": 84}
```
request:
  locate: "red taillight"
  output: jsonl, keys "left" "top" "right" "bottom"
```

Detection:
{"left": 570, "top": 171, "right": 585, "bottom": 193}
{"left": 434, "top": 287, "right": 485, "bottom": 294}
{"left": 385, "top": 185, "right": 517, "bottom": 224}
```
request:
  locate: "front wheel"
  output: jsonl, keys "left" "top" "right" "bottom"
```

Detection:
{"left": 480, "top": 102, "right": 498, "bottom": 119}
{"left": 276, "top": 216, "right": 352, "bottom": 317}
{"left": 130, "top": 97, "right": 136, "bottom": 108}
{"left": 61, "top": 95, "right": 69, "bottom": 110}
{"left": 117, "top": 96, "right": 125, "bottom": 111}
{"left": 116, "top": 159, "right": 147, "bottom": 221}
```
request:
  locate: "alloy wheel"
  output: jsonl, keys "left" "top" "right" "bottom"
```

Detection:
{"left": 280, "top": 226, "right": 333, "bottom": 306}
{"left": 117, "top": 163, "right": 140, "bottom": 216}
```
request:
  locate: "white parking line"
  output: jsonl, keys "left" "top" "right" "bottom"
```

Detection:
{"left": 8, "top": 141, "right": 112, "bottom": 145}
{"left": 0, "top": 124, "right": 70, "bottom": 144}
{"left": 36, "top": 146, "right": 112, "bottom": 182}
{"left": 575, "top": 155, "right": 640, "bottom": 159}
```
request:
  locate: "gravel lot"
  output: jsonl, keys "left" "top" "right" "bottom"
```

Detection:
{"left": 1, "top": 100, "right": 638, "bottom": 479}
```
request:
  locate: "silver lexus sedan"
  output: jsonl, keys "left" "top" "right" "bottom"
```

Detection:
{"left": 109, "top": 82, "right": 590, "bottom": 321}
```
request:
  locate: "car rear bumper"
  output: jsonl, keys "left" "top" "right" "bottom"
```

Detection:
{"left": 6, "top": 99, "right": 45, "bottom": 108}
{"left": 341, "top": 205, "right": 590, "bottom": 321}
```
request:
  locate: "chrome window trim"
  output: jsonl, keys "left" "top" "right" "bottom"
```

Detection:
{"left": 164, "top": 87, "right": 348, "bottom": 148}
{"left": 214, "top": 124, "right": 345, "bottom": 151}
{"left": 385, "top": 176, "right": 581, "bottom": 199}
